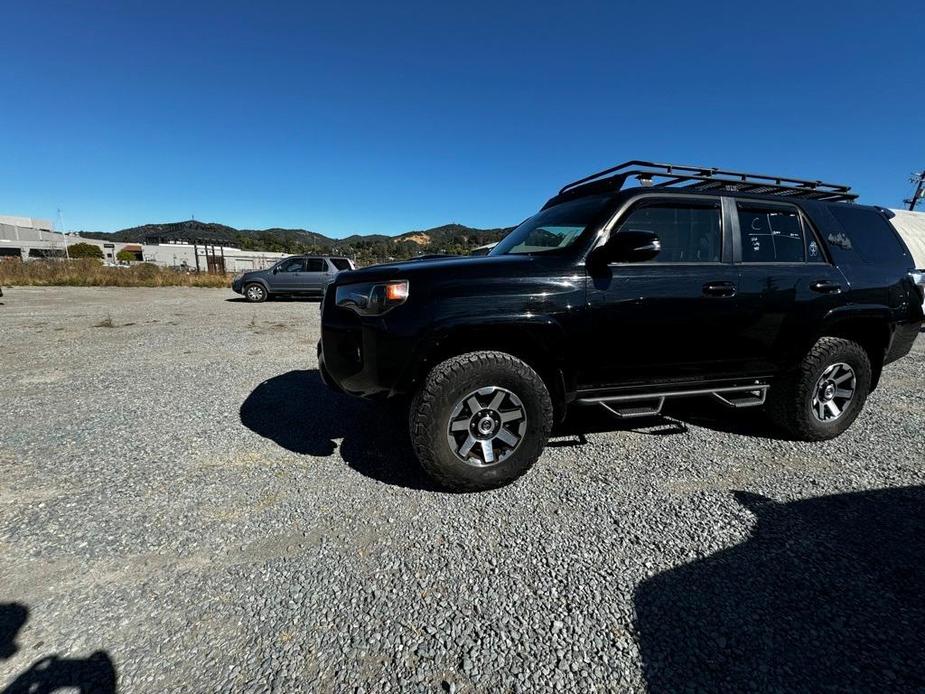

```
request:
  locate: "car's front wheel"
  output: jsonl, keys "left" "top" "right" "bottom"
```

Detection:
{"left": 767, "top": 336, "right": 872, "bottom": 440}
{"left": 244, "top": 283, "right": 268, "bottom": 303}
{"left": 409, "top": 351, "right": 553, "bottom": 491}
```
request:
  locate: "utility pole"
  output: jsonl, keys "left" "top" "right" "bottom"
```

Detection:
{"left": 56, "top": 208, "right": 70, "bottom": 260}
{"left": 906, "top": 170, "right": 925, "bottom": 211}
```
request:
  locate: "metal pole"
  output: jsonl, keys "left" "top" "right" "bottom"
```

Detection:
{"left": 908, "top": 171, "right": 924, "bottom": 211}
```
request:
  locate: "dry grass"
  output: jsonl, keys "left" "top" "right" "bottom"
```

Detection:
{"left": 0, "top": 259, "right": 230, "bottom": 288}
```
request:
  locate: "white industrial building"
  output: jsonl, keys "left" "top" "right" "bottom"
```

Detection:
{"left": 0, "top": 215, "right": 291, "bottom": 271}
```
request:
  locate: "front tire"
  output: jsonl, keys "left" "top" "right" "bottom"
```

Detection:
{"left": 409, "top": 351, "right": 553, "bottom": 491}
{"left": 767, "top": 336, "right": 872, "bottom": 441}
{"left": 244, "top": 283, "right": 268, "bottom": 303}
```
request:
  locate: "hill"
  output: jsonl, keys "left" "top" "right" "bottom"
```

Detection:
{"left": 79, "top": 220, "right": 511, "bottom": 264}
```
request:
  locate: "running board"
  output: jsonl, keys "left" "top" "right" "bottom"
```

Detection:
{"left": 577, "top": 383, "right": 768, "bottom": 418}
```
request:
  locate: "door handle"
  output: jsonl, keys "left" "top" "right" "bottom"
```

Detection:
{"left": 703, "top": 281, "right": 736, "bottom": 298}
{"left": 810, "top": 280, "right": 842, "bottom": 294}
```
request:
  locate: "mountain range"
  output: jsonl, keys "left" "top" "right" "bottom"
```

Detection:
{"left": 79, "top": 220, "right": 512, "bottom": 262}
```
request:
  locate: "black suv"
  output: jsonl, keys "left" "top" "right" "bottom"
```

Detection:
{"left": 319, "top": 161, "right": 923, "bottom": 490}
{"left": 232, "top": 255, "right": 355, "bottom": 302}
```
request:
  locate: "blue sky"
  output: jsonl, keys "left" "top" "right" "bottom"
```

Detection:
{"left": 1, "top": 0, "right": 922, "bottom": 236}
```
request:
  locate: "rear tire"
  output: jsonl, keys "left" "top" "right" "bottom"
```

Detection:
{"left": 409, "top": 351, "right": 553, "bottom": 491}
{"left": 244, "top": 283, "right": 267, "bottom": 303}
{"left": 766, "top": 337, "right": 871, "bottom": 441}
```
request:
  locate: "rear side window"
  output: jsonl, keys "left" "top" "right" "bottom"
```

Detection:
{"left": 828, "top": 206, "right": 909, "bottom": 265}
{"left": 330, "top": 258, "right": 351, "bottom": 271}
{"left": 305, "top": 258, "right": 326, "bottom": 272}
{"left": 737, "top": 203, "right": 805, "bottom": 263}
{"left": 615, "top": 200, "right": 722, "bottom": 263}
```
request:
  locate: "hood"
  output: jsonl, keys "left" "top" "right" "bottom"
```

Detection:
{"left": 334, "top": 254, "right": 530, "bottom": 284}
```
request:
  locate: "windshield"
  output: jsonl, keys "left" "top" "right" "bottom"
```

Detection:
{"left": 491, "top": 193, "right": 616, "bottom": 256}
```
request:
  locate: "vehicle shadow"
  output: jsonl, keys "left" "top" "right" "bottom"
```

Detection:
{"left": 224, "top": 296, "right": 322, "bottom": 303}
{"left": 1, "top": 603, "right": 117, "bottom": 693}
{"left": 239, "top": 370, "right": 794, "bottom": 489}
{"left": 634, "top": 485, "right": 925, "bottom": 692}
{"left": 239, "top": 369, "right": 438, "bottom": 490}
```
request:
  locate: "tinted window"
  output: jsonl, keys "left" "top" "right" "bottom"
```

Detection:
{"left": 615, "top": 200, "right": 722, "bottom": 263}
{"left": 305, "top": 258, "right": 326, "bottom": 272}
{"left": 828, "top": 206, "right": 909, "bottom": 265}
{"left": 277, "top": 258, "right": 303, "bottom": 272}
{"left": 805, "top": 223, "right": 827, "bottom": 263}
{"left": 491, "top": 193, "right": 616, "bottom": 255}
{"left": 330, "top": 258, "right": 351, "bottom": 271}
{"left": 737, "top": 204, "right": 804, "bottom": 263}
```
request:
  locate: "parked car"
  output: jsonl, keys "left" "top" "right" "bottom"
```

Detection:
{"left": 232, "top": 256, "right": 355, "bottom": 302}
{"left": 319, "top": 160, "right": 924, "bottom": 490}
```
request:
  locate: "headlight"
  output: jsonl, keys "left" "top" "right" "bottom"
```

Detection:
{"left": 335, "top": 280, "right": 409, "bottom": 315}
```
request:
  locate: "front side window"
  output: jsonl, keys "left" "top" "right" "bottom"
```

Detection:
{"left": 305, "top": 258, "right": 326, "bottom": 272}
{"left": 614, "top": 200, "right": 722, "bottom": 263}
{"left": 491, "top": 193, "right": 617, "bottom": 256}
{"left": 277, "top": 258, "right": 304, "bottom": 272}
{"left": 737, "top": 204, "right": 805, "bottom": 263}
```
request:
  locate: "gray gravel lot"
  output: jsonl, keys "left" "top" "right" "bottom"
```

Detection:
{"left": 1, "top": 286, "right": 923, "bottom": 693}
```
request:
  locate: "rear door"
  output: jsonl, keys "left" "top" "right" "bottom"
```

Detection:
{"left": 586, "top": 195, "right": 746, "bottom": 387}
{"left": 301, "top": 257, "right": 328, "bottom": 294}
{"left": 729, "top": 198, "right": 847, "bottom": 371}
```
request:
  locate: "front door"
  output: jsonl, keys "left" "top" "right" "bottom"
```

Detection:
{"left": 269, "top": 257, "right": 306, "bottom": 291}
{"left": 585, "top": 195, "right": 747, "bottom": 388}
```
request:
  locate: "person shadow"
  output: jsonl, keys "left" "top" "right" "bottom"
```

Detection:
{"left": 634, "top": 486, "right": 925, "bottom": 692}
{"left": 0, "top": 603, "right": 117, "bottom": 693}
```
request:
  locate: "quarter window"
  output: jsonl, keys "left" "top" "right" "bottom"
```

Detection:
{"left": 737, "top": 204, "right": 805, "bottom": 263}
{"left": 614, "top": 200, "right": 722, "bottom": 263}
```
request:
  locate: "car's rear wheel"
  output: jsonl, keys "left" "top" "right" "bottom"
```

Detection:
{"left": 244, "top": 283, "right": 267, "bottom": 303}
{"left": 767, "top": 336, "right": 872, "bottom": 441}
{"left": 409, "top": 351, "right": 553, "bottom": 491}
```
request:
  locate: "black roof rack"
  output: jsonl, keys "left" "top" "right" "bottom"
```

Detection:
{"left": 558, "top": 160, "right": 857, "bottom": 203}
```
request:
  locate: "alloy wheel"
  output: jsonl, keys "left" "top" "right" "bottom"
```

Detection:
{"left": 811, "top": 362, "right": 856, "bottom": 422}
{"left": 445, "top": 386, "right": 527, "bottom": 466}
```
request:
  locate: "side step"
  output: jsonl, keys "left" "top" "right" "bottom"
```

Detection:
{"left": 577, "top": 383, "right": 768, "bottom": 418}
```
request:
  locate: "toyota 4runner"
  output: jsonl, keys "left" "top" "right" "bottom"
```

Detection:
{"left": 319, "top": 161, "right": 923, "bottom": 490}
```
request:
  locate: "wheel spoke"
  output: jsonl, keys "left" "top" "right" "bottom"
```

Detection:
{"left": 450, "top": 418, "right": 469, "bottom": 432}
{"left": 495, "top": 428, "right": 519, "bottom": 447}
{"left": 487, "top": 390, "right": 505, "bottom": 412}
{"left": 500, "top": 410, "right": 523, "bottom": 423}
{"left": 816, "top": 401, "right": 826, "bottom": 419}
{"left": 833, "top": 371, "right": 853, "bottom": 385}
{"left": 466, "top": 396, "right": 483, "bottom": 415}
{"left": 459, "top": 435, "right": 477, "bottom": 458}
{"left": 834, "top": 388, "right": 853, "bottom": 399}
{"left": 480, "top": 439, "right": 495, "bottom": 464}
{"left": 825, "top": 400, "right": 841, "bottom": 418}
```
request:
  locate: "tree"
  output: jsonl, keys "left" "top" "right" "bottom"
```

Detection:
{"left": 116, "top": 249, "right": 136, "bottom": 262}
{"left": 68, "top": 242, "right": 104, "bottom": 259}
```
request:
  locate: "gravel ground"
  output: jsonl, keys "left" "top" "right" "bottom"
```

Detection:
{"left": 1, "top": 286, "right": 923, "bottom": 693}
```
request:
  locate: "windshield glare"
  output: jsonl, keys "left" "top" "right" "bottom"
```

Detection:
{"left": 491, "top": 194, "right": 616, "bottom": 256}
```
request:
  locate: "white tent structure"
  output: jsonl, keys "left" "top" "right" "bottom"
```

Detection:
{"left": 890, "top": 209, "right": 925, "bottom": 269}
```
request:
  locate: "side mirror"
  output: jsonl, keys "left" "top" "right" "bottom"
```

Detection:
{"left": 595, "top": 229, "right": 661, "bottom": 264}
{"left": 272, "top": 267, "right": 278, "bottom": 274}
